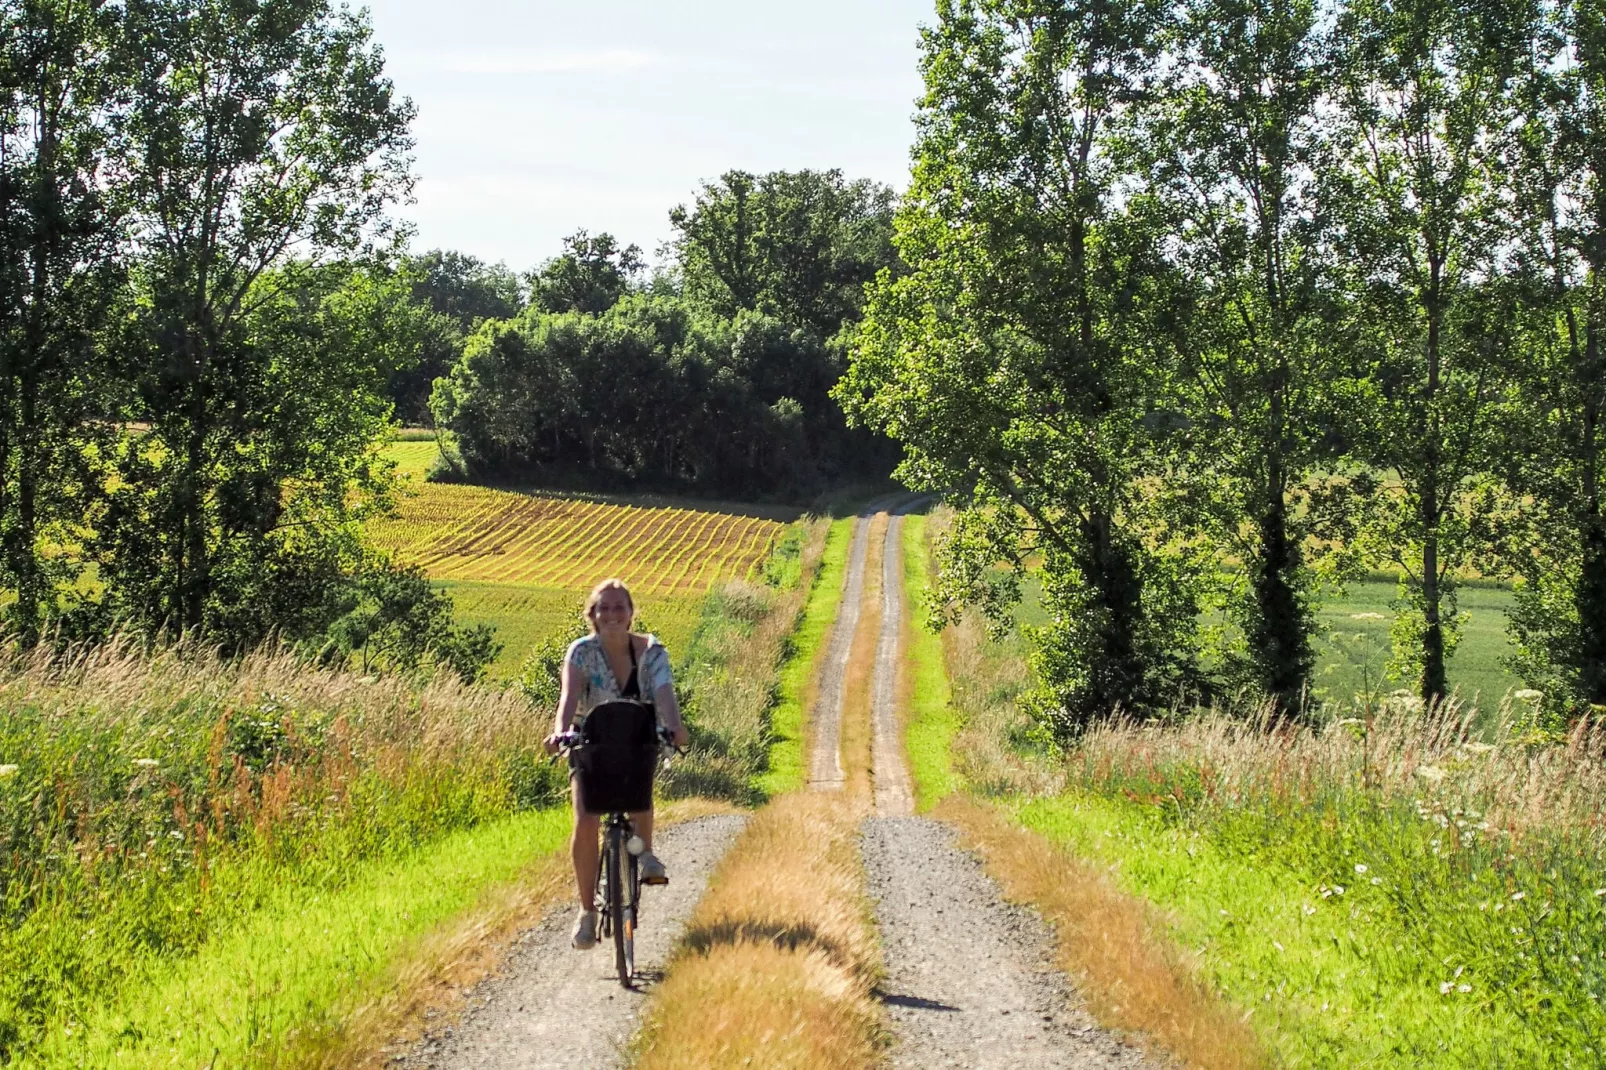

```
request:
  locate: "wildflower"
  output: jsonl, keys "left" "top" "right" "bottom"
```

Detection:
{"left": 1371, "top": 877, "right": 1383, "bottom": 886}
{"left": 1594, "top": 889, "right": 1606, "bottom": 897}
{"left": 1511, "top": 891, "right": 1526, "bottom": 901}
{"left": 1274, "top": 940, "right": 1286, "bottom": 952}
{"left": 1440, "top": 982, "right": 1454, "bottom": 994}
{"left": 1334, "top": 885, "right": 1346, "bottom": 896}
{"left": 1355, "top": 864, "right": 1369, "bottom": 875}
{"left": 1514, "top": 689, "right": 1543, "bottom": 702}
{"left": 1303, "top": 904, "right": 1317, "bottom": 915}
{"left": 132, "top": 758, "right": 159, "bottom": 769}
{"left": 1458, "top": 984, "right": 1472, "bottom": 993}
{"left": 0, "top": 764, "right": 17, "bottom": 779}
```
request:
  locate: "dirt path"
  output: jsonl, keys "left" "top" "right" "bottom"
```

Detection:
{"left": 806, "top": 514, "right": 871, "bottom": 791}
{"left": 395, "top": 815, "right": 747, "bottom": 1070}
{"left": 856, "top": 507, "right": 1158, "bottom": 1070}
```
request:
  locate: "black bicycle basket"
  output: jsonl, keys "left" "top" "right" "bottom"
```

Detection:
{"left": 572, "top": 700, "right": 659, "bottom": 814}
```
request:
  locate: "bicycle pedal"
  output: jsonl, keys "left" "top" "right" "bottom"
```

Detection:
{"left": 642, "top": 874, "right": 669, "bottom": 886}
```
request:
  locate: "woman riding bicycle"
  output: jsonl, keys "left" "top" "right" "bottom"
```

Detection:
{"left": 544, "top": 578, "right": 689, "bottom": 951}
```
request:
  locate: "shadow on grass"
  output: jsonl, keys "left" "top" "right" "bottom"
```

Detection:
{"left": 677, "top": 918, "right": 855, "bottom": 970}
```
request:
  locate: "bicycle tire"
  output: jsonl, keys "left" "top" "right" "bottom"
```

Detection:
{"left": 609, "top": 823, "right": 632, "bottom": 987}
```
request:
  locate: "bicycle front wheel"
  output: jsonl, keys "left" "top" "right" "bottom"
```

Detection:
{"left": 608, "top": 824, "right": 634, "bottom": 987}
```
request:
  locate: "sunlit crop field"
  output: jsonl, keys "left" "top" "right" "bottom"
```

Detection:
{"left": 372, "top": 442, "right": 795, "bottom": 676}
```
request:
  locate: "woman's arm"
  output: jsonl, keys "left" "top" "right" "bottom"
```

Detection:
{"left": 653, "top": 683, "right": 689, "bottom": 749}
{"left": 544, "top": 651, "right": 584, "bottom": 753}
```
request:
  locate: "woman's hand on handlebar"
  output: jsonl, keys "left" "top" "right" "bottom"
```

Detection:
{"left": 544, "top": 730, "right": 578, "bottom": 756}
{"left": 659, "top": 723, "right": 689, "bottom": 750}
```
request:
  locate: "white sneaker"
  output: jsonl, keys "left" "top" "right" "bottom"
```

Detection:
{"left": 572, "top": 909, "right": 598, "bottom": 950}
{"left": 640, "top": 852, "right": 668, "bottom": 885}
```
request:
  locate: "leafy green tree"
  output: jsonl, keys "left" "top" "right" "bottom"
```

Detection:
{"left": 1143, "top": 0, "right": 1339, "bottom": 713}
{"left": 1328, "top": 0, "right": 1535, "bottom": 704}
{"left": 670, "top": 168, "right": 897, "bottom": 340}
{"left": 529, "top": 229, "right": 642, "bottom": 315}
{"left": 839, "top": 0, "right": 1207, "bottom": 739}
{"left": 389, "top": 249, "right": 522, "bottom": 425}
{"left": 99, "top": 0, "right": 414, "bottom": 641}
{"left": 0, "top": 0, "right": 126, "bottom": 641}
{"left": 96, "top": 260, "right": 424, "bottom": 650}
{"left": 1499, "top": 0, "right": 1606, "bottom": 715}
{"left": 319, "top": 559, "right": 500, "bottom": 684}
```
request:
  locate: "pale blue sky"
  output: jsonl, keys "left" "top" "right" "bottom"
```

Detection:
{"left": 366, "top": 0, "right": 933, "bottom": 270}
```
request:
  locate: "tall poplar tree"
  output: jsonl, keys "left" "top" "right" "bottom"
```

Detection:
{"left": 1328, "top": 0, "right": 1534, "bottom": 704}
{"left": 840, "top": 0, "right": 1205, "bottom": 737}
{"left": 1502, "top": 0, "right": 1606, "bottom": 715}
{"left": 1146, "top": 0, "right": 1336, "bottom": 713}
{"left": 0, "top": 0, "right": 125, "bottom": 641}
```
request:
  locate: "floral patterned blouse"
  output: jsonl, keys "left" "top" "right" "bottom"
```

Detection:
{"left": 563, "top": 633, "right": 675, "bottom": 719}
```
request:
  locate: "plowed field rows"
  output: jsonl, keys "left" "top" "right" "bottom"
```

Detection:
{"left": 369, "top": 442, "right": 795, "bottom": 678}
{"left": 369, "top": 482, "right": 784, "bottom": 595}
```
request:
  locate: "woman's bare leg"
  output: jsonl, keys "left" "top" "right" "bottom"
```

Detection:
{"left": 572, "top": 782, "right": 601, "bottom": 910}
{"left": 629, "top": 808, "right": 654, "bottom": 850}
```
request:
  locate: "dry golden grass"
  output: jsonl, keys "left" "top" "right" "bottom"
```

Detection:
{"left": 631, "top": 793, "right": 885, "bottom": 1070}
{"left": 938, "top": 796, "right": 1270, "bottom": 1070}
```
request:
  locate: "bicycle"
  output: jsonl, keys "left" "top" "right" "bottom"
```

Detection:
{"left": 555, "top": 715, "right": 679, "bottom": 988}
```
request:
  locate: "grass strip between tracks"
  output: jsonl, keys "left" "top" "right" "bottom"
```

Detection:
{"left": 628, "top": 793, "right": 885, "bottom": 1070}
{"left": 899, "top": 514, "right": 958, "bottom": 811}
{"left": 755, "top": 516, "right": 855, "bottom": 798}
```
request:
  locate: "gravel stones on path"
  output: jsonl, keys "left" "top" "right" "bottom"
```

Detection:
{"left": 863, "top": 815, "right": 1158, "bottom": 1070}
{"left": 395, "top": 815, "right": 747, "bottom": 1070}
{"left": 806, "top": 514, "right": 871, "bottom": 791}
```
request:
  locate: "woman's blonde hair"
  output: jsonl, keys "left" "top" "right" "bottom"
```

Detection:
{"left": 583, "top": 578, "right": 635, "bottom": 634}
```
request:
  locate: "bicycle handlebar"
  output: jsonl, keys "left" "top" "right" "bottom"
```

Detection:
{"left": 549, "top": 725, "right": 683, "bottom": 756}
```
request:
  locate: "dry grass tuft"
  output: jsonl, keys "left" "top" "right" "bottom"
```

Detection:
{"left": 632, "top": 793, "right": 884, "bottom": 1069}
{"left": 938, "top": 795, "right": 1271, "bottom": 1070}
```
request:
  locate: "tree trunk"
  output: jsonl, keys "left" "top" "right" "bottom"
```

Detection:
{"left": 1419, "top": 265, "right": 1448, "bottom": 706}
{"left": 1251, "top": 474, "right": 1311, "bottom": 716}
{"left": 1079, "top": 508, "right": 1144, "bottom": 719}
{"left": 1578, "top": 318, "right": 1606, "bottom": 705}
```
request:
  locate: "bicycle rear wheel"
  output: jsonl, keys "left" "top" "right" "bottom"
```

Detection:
{"left": 608, "top": 824, "right": 634, "bottom": 987}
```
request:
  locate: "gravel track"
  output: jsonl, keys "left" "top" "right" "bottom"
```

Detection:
{"left": 857, "top": 502, "right": 1158, "bottom": 1069}
{"left": 871, "top": 511, "right": 914, "bottom": 816}
{"left": 394, "top": 815, "right": 747, "bottom": 1070}
{"left": 806, "top": 514, "right": 871, "bottom": 791}
{"left": 864, "top": 818, "right": 1158, "bottom": 1069}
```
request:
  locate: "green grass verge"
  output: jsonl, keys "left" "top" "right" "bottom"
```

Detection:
{"left": 901, "top": 515, "right": 959, "bottom": 811}
{"left": 1012, "top": 793, "right": 1601, "bottom": 1067}
{"left": 33, "top": 808, "right": 569, "bottom": 1068}
{"left": 754, "top": 517, "right": 855, "bottom": 798}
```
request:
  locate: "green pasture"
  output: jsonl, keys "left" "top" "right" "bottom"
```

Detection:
{"left": 1016, "top": 573, "right": 1524, "bottom": 715}
{"left": 437, "top": 579, "right": 705, "bottom": 681}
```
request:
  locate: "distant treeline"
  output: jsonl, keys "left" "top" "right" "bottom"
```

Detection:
{"left": 412, "top": 170, "right": 901, "bottom": 499}
{"left": 0, "top": 0, "right": 895, "bottom": 666}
